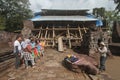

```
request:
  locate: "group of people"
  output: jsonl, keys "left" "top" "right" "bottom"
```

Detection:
{"left": 13, "top": 35, "right": 108, "bottom": 73}
{"left": 14, "top": 35, "right": 45, "bottom": 69}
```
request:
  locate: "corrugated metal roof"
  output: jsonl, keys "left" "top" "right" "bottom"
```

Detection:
{"left": 31, "top": 16, "right": 98, "bottom": 21}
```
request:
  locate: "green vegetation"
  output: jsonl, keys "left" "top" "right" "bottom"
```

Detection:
{"left": 0, "top": 0, "right": 33, "bottom": 31}
{"left": 93, "top": 7, "right": 120, "bottom": 27}
{"left": 114, "top": 0, "right": 120, "bottom": 12}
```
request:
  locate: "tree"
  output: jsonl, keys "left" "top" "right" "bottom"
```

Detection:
{"left": 0, "top": 0, "right": 32, "bottom": 31}
{"left": 0, "top": 16, "right": 6, "bottom": 30}
{"left": 93, "top": 7, "right": 105, "bottom": 20}
{"left": 93, "top": 7, "right": 120, "bottom": 29}
{"left": 114, "top": 0, "right": 120, "bottom": 12}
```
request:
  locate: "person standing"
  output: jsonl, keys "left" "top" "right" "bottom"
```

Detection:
{"left": 14, "top": 35, "right": 22, "bottom": 69}
{"left": 35, "top": 39, "right": 41, "bottom": 58}
{"left": 98, "top": 42, "right": 107, "bottom": 72}
{"left": 23, "top": 39, "right": 35, "bottom": 69}
{"left": 40, "top": 40, "right": 45, "bottom": 57}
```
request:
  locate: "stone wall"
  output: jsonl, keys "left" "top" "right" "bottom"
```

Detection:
{"left": 0, "top": 31, "right": 17, "bottom": 48}
{"left": 112, "top": 21, "right": 120, "bottom": 43}
{"left": 0, "top": 31, "right": 16, "bottom": 42}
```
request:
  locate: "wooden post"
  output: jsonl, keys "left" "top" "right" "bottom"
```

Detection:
{"left": 45, "top": 27, "right": 48, "bottom": 39}
{"left": 58, "top": 36, "right": 64, "bottom": 52}
{"left": 52, "top": 26, "right": 55, "bottom": 47}
{"left": 78, "top": 27, "right": 82, "bottom": 40}
{"left": 83, "top": 27, "right": 87, "bottom": 33}
{"left": 38, "top": 27, "right": 42, "bottom": 38}
{"left": 67, "top": 27, "right": 71, "bottom": 48}
{"left": 47, "top": 32, "right": 50, "bottom": 46}
{"left": 40, "top": 27, "right": 43, "bottom": 39}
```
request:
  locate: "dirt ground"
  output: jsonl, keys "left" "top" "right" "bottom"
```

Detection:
{"left": 0, "top": 49, "right": 88, "bottom": 80}
{"left": 106, "top": 56, "right": 120, "bottom": 80}
{"left": 0, "top": 48, "right": 119, "bottom": 80}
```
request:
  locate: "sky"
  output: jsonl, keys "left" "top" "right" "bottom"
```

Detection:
{"left": 29, "top": 0, "right": 116, "bottom": 12}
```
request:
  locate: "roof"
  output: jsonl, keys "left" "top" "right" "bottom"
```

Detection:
{"left": 42, "top": 9, "right": 89, "bottom": 12}
{"left": 40, "top": 9, "right": 89, "bottom": 16}
{"left": 31, "top": 16, "right": 98, "bottom": 22}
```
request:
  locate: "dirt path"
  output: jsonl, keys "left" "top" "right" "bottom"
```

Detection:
{"left": 0, "top": 49, "right": 87, "bottom": 80}
{"left": 106, "top": 56, "right": 120, "bottom": 80}
{"left": 0, "top": 48, "right": 118, "bottom": 80}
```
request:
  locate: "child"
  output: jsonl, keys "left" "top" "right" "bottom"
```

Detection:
{"left": 35, "top": 40, "right": 41, "bottom": 58}
{"left": 23, "top": 39, "right": 35, "bottom": 69}
{"left": 40, "top": 40, "right": 45, "bottom": 57}
{"left": 30, "top": 38, "right": 39, "bottom": 62}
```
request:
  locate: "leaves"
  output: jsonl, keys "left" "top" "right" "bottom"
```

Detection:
{"left": 0, "top": 0, "right": 32, "bottom": 31}
{"left": 114, "top": 0, "right": 120, "bottom": 12}
{"left": 93, "top": 7, "right": 106, "bottom": 19}
{"left": 0, "top": 16, "right": 6, "bottom": 30}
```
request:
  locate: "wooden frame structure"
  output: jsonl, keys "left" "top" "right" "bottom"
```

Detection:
{"left": 33, "top": 26, "right": 88, "bottom": 48}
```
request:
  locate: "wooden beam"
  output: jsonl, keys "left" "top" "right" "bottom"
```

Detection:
{"left": 32, "top": 28, "right": 88, "bottom": 31}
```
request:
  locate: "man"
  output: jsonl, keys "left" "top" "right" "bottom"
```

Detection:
{"left": 14, "top": 35, "right": 22, "bottom": 69}
{"left": 20, "top": 38, "right": 27, "bottom": 65}
{"left": 98, "top": 42, "right": 107, "bottom": 72}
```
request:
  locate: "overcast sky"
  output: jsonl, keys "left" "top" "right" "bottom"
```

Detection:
{"left": 29, "top": 0, "right": 116, "bottom": 12}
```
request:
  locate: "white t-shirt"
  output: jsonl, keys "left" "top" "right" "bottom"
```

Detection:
{"left": 14, "top": 40, "right": 22, "bottom": 53}
{"left": 98, "top": 46, "right": 107, "bottom": 57}
{"left": 21, "top": 41, "right": 26, "bottom": 49}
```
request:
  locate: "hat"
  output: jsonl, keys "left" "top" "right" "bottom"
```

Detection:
{"left": 25, "top": 39, "right": 30, "bottom": 44}
{"left": 100, "top": 42, "right": 105, "bottom": 46}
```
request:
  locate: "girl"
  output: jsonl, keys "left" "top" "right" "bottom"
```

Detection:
{"left": 23, "top": 39, "right": 35, "bottom": 69}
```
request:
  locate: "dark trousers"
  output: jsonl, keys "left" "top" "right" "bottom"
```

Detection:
{"left": 15, "top": 53, "right": 20, "bottom": 69}
{"left": 100, "top": 56, "right": 106, "bottom": 71}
